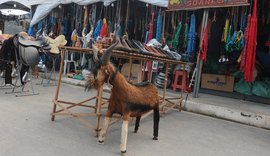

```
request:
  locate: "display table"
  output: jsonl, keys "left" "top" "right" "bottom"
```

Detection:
{"left": 51, "top": 46, "right": 191, "bottom": 135}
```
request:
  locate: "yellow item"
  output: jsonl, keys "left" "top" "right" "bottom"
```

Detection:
{"left": 83, "top": 6, "right": 88, "bottom": 27}
{"left": 222, "top": 19, "right": 229, "bottom": 41}
{"left": 103, "top": 18, "right": 107, "bottom": 24}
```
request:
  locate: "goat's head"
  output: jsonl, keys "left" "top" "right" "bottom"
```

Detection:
{"left": 85, "top": 41, "right": 118, "bottom": 90}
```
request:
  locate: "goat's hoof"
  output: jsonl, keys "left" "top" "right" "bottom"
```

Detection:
{"left": 134, "top": 130, "right": 138, "bottom": 133}
{"left": 121, "top": 150, "right": 127, "bottom": 154}
{"left": 153, "top": 137, "right": 158, "bottom": 140}
{"left": 98, "top": 140, "right": 104, "bottom": 145}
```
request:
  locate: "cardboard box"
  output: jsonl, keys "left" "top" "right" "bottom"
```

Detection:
{"left": 121, "top": 63, "right": 142, "bottom": 83}
{"left": 201, "top": 74, "right": 234, "bottom": 92}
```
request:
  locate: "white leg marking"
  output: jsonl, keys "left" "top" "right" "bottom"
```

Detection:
{"left": 98, "top": 117, "right": 110, "bottom": 144}
{"left": 120, "top": 120, "right": 129, "bottom": 152}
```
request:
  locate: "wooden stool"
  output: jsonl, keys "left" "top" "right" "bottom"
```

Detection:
{"left": 171, "top": 70, "right": 188, "bottom": 91}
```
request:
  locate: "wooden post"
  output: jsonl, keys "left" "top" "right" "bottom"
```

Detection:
{"left": 162, "top": 63, "right": 169, "bottom": 102}
{"left": 95, "top": 86, "right": 103, "bottom": 136}
{"left": 51, "top": 49, "right": 65, "bottom": 121}
{"left": 180, "top": 64, "right": 186, "bottom": 111}
{"left": 139, "top": 61, "right": 143, "bottom": 82}
{"left": 127, "top": 58, "right": 132, "bottom": 82}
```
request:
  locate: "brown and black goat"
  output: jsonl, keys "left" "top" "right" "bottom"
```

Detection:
{"left": 86, "top": 41, "right": 160, "bottom": 154}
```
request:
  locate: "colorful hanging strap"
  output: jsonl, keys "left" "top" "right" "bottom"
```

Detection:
{"left": 100, "top": 18, "right": 109, "bottom": 37}
{"left": 172, "top": 22, "right": 182, "bottom": 50}
{"left": 240, "top": 15, "right": 251, "bottom": 72}
{"left": 183, "top": 23, "right": 189, "bottom": 50}
{"left": 225, "top": 25, "right": 232, "bottom": 53}
{"left": 200, "top": 23, "right": 209, "bottom": 63}
{"left": 94, "top": 19, "right": 102, "bottom": 40}
{"left": 155, "top": 9, "right": 162, "bottom": 42}
{"left": 108, "top": 21, "right": 113, "bottom": 34}
{"left": 186, "top": 14, "right": 197, "bottom": 55}
{"left": 147, "top": 12, "right": 155, "bottom": 43}
{"left": 222, "top": 19, "right": 230, "bottom": 41}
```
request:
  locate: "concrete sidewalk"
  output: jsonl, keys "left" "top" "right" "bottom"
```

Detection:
{"left": 46, "top": 74, "right": 270, "bottom": 130}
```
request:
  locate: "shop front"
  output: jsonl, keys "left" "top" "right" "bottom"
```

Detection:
{"left": 169, "top": 0, "right": 270, "bottom": 104}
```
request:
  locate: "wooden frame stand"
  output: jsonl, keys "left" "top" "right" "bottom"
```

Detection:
{"left": 51, "top": 47, "right": 190, "bottom": 135}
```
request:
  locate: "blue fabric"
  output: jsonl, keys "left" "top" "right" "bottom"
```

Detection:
{"left": 38, "top": 21, "right": 43, "bottom": 30}
{"left": 145, "top": 31, "right": 149, "bottom": 44}
{"left": 186, "top": 14, "right": 197, "bottom": 55}
{"left": 116, "top": 23, "right": 122, "bottom": 37}
{"left": 240, "top": 13, "right": 247, "bottom": 32}
{"left": 94, "top": 19, "right": 102, "bottom": 40}
{"left": 28, "top": 27, "right": 34, "bottom": 36}
{"left": 155, "top": 9, "right": 162, "bottom": 42}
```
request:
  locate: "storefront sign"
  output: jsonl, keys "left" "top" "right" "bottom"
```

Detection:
{"left": 168, "top": 0, "right": 249, "bottom": 11}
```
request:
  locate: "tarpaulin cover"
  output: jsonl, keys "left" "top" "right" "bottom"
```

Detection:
{"left": 28, "top": 0, "right": 168, "bottom": 27}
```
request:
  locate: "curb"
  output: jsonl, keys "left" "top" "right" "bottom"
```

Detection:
{"left": 183, "top": 100, "right": 270, "bottom": 130}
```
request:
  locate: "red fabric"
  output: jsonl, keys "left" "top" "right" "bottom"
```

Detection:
{"left": 100, "top": 19, "right": 109, "bottom": 38}
{"left": 147, "top": 12, "right": 155, "bottom": 43}
{"left": 244, "top": 0, "right": 257, "bottom": 82}
{"left": 240, "top": 15, "right": 251, "bottom": 72}
{"left": 200, "top": 23, "right": 209, "bottom": 63}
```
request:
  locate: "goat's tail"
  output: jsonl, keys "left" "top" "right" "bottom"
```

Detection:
{"left": 85, "top": 75, "right": 95, "bottom": 91}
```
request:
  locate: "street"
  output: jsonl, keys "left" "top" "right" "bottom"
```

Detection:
{"left": 0, "top": 79, "right": 270, "bottom": 156}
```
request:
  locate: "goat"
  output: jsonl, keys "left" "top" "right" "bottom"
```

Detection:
{"left": 85, "top": 41, "right": 160, "bottom": 154}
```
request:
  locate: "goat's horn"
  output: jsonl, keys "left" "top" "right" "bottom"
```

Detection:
{"left": 101, "top": 40, "right": 119, "bottom": 65}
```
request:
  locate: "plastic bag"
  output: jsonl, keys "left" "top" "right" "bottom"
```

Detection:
{"left": 252, "top": 81, "right": 270, "bottom": 98}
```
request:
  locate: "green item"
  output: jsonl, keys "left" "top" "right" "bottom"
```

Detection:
{"left": 225, "top": 25, "right": 232, "bottom": 53}
{"left": 171, "top": 22, "right": 182, "bottom": 50}
{"left": 108, "top": 21, "right": 113, "bottom": 33}
{"left": 183, "top": 23, "right": 189, "bottom": 50}
{"left": 73, "top": 74, "right": 85, "bottom": 80}
{"left": 233, "top": 71, "right": 253, "bottom": 95}
{"left": 252, "top": 81, "right": 270, "bottom": 98}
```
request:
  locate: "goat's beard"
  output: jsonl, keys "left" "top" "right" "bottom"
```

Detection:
{"left": 85, "top": 75, "right": 97, "bottom": 91}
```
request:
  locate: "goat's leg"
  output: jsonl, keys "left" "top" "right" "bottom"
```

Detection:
{"left": 98, "top": 111, "right": 113, "bottom": 144}
{"left": 153, "top": 107, "right": 160, "bottom": 140}
{"left": 134, "top": 116, "right": 141, "bottom": 133}
{"left": 120, "top": 117, "right": 129, "bottom": 154}
{"left": 98, "top": 117, "right": 110, "bottom": 144}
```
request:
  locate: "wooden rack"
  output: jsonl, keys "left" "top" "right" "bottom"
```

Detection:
{"left": 51, "top": 46, "right": 191, "bottom": 136}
